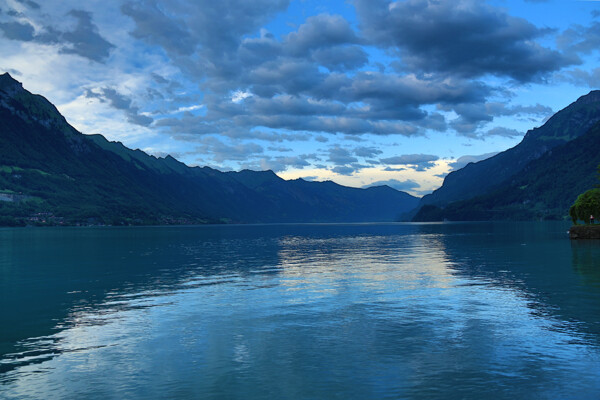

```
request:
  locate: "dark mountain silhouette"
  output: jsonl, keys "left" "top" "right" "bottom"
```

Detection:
{"left": 0, "top": 73, "right": 418, "bottom": 226}
{"left": 418, "top": 90, "right": 600, "bottom": 209}
{"left": 412, "top": 92, "right": 600, "bottom": 221}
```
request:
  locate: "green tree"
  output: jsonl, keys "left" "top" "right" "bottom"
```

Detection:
{"left": 571, "top": 188, "right": 600, "bottom": 224}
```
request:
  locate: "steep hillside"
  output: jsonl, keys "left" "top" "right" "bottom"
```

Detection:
{"left": 419, "top": 91, "right": 600, "bottom": 208}
{"left": 0, "top": 73, "right": 418, "bottom": 226}
{"left": 413, "top": 121, "right": 600, "bottom": 221}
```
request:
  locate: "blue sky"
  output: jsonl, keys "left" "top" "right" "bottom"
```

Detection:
{"left": 1, "top": 0, "right": 599, "bottom": 196}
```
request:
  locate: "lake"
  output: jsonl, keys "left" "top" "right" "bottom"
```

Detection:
{"left": 1, "top": 222, "right": 599, "bottom": 399}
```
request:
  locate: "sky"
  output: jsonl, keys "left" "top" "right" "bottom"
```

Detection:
{"left": 1, "top": 0, "right": 599, "bottom": 196}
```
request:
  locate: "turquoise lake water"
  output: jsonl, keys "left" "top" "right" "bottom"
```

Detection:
{"left": 1, "top": 222, "right": 599, "bottom": 399}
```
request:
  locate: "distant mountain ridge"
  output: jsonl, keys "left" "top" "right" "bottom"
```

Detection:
{"left": 412, "top": 90, "right": 600, "bottom": 221}
{"left": 0, "top": 73, "right": 418, "bottom": 226}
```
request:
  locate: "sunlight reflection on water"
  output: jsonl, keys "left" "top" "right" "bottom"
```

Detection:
{"left": 1, "top": 223, "right": 600, "bottom": 399}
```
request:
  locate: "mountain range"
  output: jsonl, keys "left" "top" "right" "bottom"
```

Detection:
{"left": 412, "top": 91, "right": 600, "bottom": 221}
{"left": 3, "top": 72, "right": 599, "bottom": 226}
{"left": 0, "top": 73, "right": 418, "bottom": 226}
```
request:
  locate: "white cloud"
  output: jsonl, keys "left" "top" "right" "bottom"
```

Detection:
{"left": 231, "top": 90, "right": 253, "bottom": 103}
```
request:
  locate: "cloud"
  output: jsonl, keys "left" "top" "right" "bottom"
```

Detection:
{"left": 383, "top": 166, "right": 406, "bottom": 172}
{"left": 257, "top": 155, "right": 313, "bottom": 172}
{"left": 327, "top": 146, "right": 358, "bottom": 165}
{"left": 0, "top": 7, "right": 115, "bottom": 63}
{"left": 557, "top": 21, "right": 600, "bottom": 56}
{"left": 0, "top": 21, "right": 34, "bottom": 41}
{"left": 331, "top": 165, "right": 356, "bottom": 176}
{"left": 353, "top": 0, "right": 574, "bottom": 82}
{"left": 15, "top": 0, "right": 41, "bottom": 8}
{"left": 562, "top": 67, "right": 600, "bottom": 87}
{"left": 122, "top": 0, "right": 290, "bottom": 79}
{"left": 380, "top": 154, "right": 439, "bottom": 171}
{"left": 284, "top": 14, "right": 359, "bottom": 57}
{"left": 197, "top": 136, "right": 264, "bottom": 163}
{"left": 1, "top": 0, "right": 586, "bottom": 186}
{"left": 118, "top": 0, "right": 500, "bottom": 140}
{"left": 483, "top": 127, "right": 521, "bottom": 138}
{"left": 85, "top": 87, "right": 153, "bottom": 126}
{"left": 448, "top": 152, "right": 499, "bottom": 171}
{"left": 363, "top": 179, "right": 421, "bottom": 192}
{"left": 353, "top": 146, "right": 382, "bottom": 158}
{"left": 440, "top": 101, "right": 554, "bottom": 137}
{"left": 311, "top": 45, "right": 368, "bottom": 72}
{"left": 58, "top": 10, "right": 115, "bottom": 62}
{"left": 121, "top": 2, "right": 196, "bottom": 56}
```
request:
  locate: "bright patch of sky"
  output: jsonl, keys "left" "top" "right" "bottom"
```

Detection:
{"left": 1, "top": 0, "right": 599, "bottom": 196}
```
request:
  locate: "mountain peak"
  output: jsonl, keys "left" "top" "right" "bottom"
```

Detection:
{"left": 0, "top": 73, "right": 24, "bottom": 95}
{"left": 575, "top": 90, "right": 600, "bottom": 106}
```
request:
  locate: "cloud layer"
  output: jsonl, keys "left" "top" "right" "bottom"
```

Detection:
{"left": 0, "top": 0, "right": 596, "bottom": 191}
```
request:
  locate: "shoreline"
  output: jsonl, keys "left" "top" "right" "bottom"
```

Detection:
{"left": 569, "top": 224, "right": 600, "bottom": 239}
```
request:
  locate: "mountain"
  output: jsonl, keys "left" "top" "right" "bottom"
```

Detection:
{"left": 411, "top": 92, "right": 600, "bottom": 222}
{"left": 0, "top": 73, "right": 418, "bottom": 226}
{"left": 418, "top": 90, "right": 600, "bottom": 209}
{"left": 413, "top": 121, "right": 600, "bottom": 221}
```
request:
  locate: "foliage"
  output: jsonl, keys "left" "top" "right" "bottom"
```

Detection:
{"left": 412, "top": 205, "right": 444, "bottom": 222}
{"left": 570, "top": 189, "right": 600, "bottom": 225}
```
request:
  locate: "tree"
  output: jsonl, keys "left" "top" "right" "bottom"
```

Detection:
{"left": 571, "top": 188, "right": 600, "bottom": 224}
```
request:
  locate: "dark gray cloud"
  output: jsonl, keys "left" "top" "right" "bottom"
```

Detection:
{"left": 325, "top": 146, "right": 374, "bottom": 175}
{"left": 257, "top": 154, "right": 314, "bottom": 172}
{"left": 483, "top": 127, "right": 521, "bottom": 138}
{"left": 267, "top": 146, "right": 293, "bottom": 152}
{"left": 284, "top": 14, "right": 359, "bottom": 57}
{"left": 380, "top": 154, "right": 439, "bottom": 171}
{"left": 15, "top": 0, "right": 40, "bottom": 9}
{"left": 383, "top": 166, "right": 406, "bottom": 172}
{"left": 119, "top": 0, "right": 507, "bottom": 141}
{"left": 0, "top": 7, "right": 114, "bottom": 63}
{"left": 353, "top": 146, "right": 382, "bottom": 158}
{"left": 439, "top": 101, "right": 553, "bottom": 137}
{"left": 331, "top": 165, "right": 356, "bottom": 176}
{"left": 328, "top": 146, "right": 358, "bottom": 166}
{"left": 122, "top": 0, "right": 290, "bottom": 79}
{"left": 311, "top": 45, "right": 368, "bottom": 72}
{"left": 448, "top": 152, "right": 498, "bottom": 171}
{"left": 85, "top": 87, "right": 153, "bottom": 126}
{"left": 113, "top": 0, "right": 564, "bottom": 147}
{"left": 121, "top": 2, "right": 195, "bottom": 56}
{"left": 0, "top": 21, "right": 34, "bottom": 41}
{"left": 280, "top": 14, "right": 368, "bottom": 71}
{"left": 353, "top": 0, "right": 574, "bottom": 82}
{"left": 563, "top": 67, "right": 600, "bottom": 88}
{"left": 557, "top": 21, "right": 600, "bottom": 56}
{"left": 448, "top": 103, "right": 494, "bottom": 135}
{"left": 363, "top": 179, "right": 421, "bottom": 192}
{"left": 197, "top": 137, "right": 264, "bottom": 163}
{"left": 58, "top": 10, "right": 115, "bottom": 62}
{"left": 485, "top": 102, "right": 553, "bottom": 119}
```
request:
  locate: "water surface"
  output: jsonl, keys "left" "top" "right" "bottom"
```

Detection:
{"left": 1, "top": 222, "right": 599, "bottom": 399}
